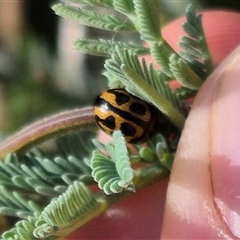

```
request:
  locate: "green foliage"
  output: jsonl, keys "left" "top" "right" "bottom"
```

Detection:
{"left": 150, "top": 41, "right": 175, "bottom": 78}
{"left": 73, "top": 39, "right": 149, "bottom": 57}
{"left": 33, "top": 181, "right": 102, "bottom": 238}
{"left": 90, "top": 131, "right": 134, "bottom": 195}
{"left": 0, "top": 134, "right": 93, "bottom": 199}
{"left": 179, "top": 4, "right": 213, "bottom": 77}
{"left": 106, "top": 48, "right": 172, "bottom": 103}
{"left": 64, "top": 0, "right": 114, "bottom": 8}
{"left": 0, "top": 0, "right": 214, "bottom": 239}
{"left": 133, "top": 0, "right": 161, "bottom": 41}
{"left": 169, "top": 54, "right": 203, "bottom": 90}
{"left": 105, "top": 48, "right": 186, "bottom": 129}
{"left": 0, "top": 133, "right": 93, "bottom": 218}
{"left": 113, "top": 0, "right": 135, "bottom": 16}
{"left": 54, "top": 1, "right": 213, "bottom": 102}
{"left": 1, "top": 216, "right": 40, "bottom": 240}
{"left": 139, "top": 134, "right": 174, "bottom": 170}
{"left": 0, "top": 186, "right": 41, "bottom": 219}
{"left": 52, "top": 3, "right": 135, "bottom": 31}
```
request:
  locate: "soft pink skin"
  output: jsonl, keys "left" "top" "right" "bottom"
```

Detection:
{"left": 66, "top": 11, "right": 240, "bottom": 239}
{"left": 210, "top": 52, "right": 240, "bottom": 238}
{"left": 161, "top": 11, "right": 240, "bottom": 239}
{"left": 162, "top": 46, "right": 240, "bottom": 239}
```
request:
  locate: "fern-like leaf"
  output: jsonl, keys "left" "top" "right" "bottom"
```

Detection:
{"left": 0, "top": 186, "right": 41, "bottom": 219}
{"left": 105, "top": 48, "right": 179, "bottom": 108}
{"left": 113, "top": 0, "right": 135, "bottom": 16}
{"left": 66, "top": 0, "right": 114, "bottom": 8}
{"left": 52, "top": 3, "right": 135, "bottom": 32}
{"left": 73, "top": 39, "right": 149, "bottom": 57}
{"left": 169, "top": 54, "right": 203, "bottom": 90}
{"left": 179, "top": 4, "right": 213, "bottom": 76}
{"left": 104, "top": 48, "right": 186, "bottom": 129}
{"left": 141, "top": 61, "right": 182, "bottom": 111}
{"left": 121, "top": 64, "right": 185, "bottom": 130}
{"left": 33, "top": 181, "right": 102, "bottom": 238}
{"left": 90, "top": 131, "right": 134, "bottom": 195}
{"left": 0, "top": 133, "right": 94, "bottom": 203}
{"left": 1, "top": 216, "right": 41, "bottom": 240}
{"left": 133, "top": 0, "right": 161, "bottom": 41}
{"left": 106, "top": 131, "right": 134, "bottom": 187}
{"left": 150, "top": 41, "right": 174, "bottom": 78}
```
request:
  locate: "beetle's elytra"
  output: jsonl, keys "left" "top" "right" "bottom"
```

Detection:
{"left": 93, "top": 88, "right": 166, "bottom": 143}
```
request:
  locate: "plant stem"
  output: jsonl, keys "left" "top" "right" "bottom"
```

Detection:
{"left": 0, "top": 107, "right": 96, "bottom": 159}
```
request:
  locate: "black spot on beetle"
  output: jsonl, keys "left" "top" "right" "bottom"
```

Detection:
{"left": 103, "top": 116, "right": 116, "bottom": 130}
{"left": 95, "top": 115, "right": 116, "bottom": 130}
{"left": 114, "top": 92, "right": 130, "bottom": 105}
{"left": 120, "top": 122, "right": 137, "bottom": 137}
{"left": 129, "top": 102, "right": 147, "bottom": 115}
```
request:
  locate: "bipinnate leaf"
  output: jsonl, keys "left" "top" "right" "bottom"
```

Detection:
{"left": 33, "top": 181, "right": 101, "bottom": 238}
{"left": 90, "top": 131, "right": 134, "bottom": 195}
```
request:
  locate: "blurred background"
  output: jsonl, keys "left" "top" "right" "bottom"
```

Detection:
{"left": 0, "top": 0, "right": 240, "bottom": 137}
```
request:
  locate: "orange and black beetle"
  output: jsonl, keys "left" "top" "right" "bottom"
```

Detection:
{"left": 94, "top": 88, "right": 170, "bottom": 143}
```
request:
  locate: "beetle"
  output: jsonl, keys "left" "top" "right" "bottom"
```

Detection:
{"left": 94, "top": 88, "right": 171, "bottom": 143}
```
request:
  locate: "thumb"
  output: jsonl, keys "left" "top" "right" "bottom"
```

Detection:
{"left": 162, "top": 46, "right": 240, "bottom": 239}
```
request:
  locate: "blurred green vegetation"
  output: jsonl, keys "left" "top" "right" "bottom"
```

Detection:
{"left": 4, "top": 34, "right": 84, "bottom": 133}
{"left": 0, "top": 0, "right": 240, "bottom": 134}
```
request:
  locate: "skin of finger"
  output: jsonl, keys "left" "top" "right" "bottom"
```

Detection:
{"left": 210, "top": 47, "right": 240, "bottom": 238}
{"left": 66, "top": 11, "right": 240, "bottom": 239}
{"left": 162, "top": 47, "right": 240, "bottom": 239}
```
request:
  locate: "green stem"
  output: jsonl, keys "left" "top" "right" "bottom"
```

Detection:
{"left": 0, "top": 107, "right": 96, "bottom": 159}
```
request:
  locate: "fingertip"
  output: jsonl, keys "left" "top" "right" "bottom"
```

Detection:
{"left": 162, "top": 45, "right": 240, "bottom": 239}
{"left": 210, "top": 46, "right": 240, "bottom": 238}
